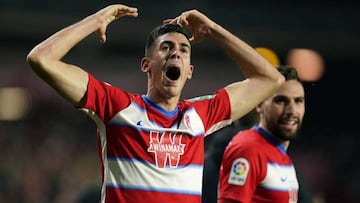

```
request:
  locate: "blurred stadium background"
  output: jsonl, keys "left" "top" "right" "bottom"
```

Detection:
{"left": 1, "top": 0, "right": 359, "bottom": 202}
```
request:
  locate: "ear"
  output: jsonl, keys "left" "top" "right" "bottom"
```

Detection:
{"left": 256, "top": 102, "right": 263, "bottom": 114}
{"left": 187, "top": 65, "right": 194, "bottom": 79}
{"left": 141, "top": 57, "right": 150, "bottom": 73}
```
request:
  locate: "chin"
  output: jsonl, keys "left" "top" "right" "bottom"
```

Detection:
{"left": 278, "top": 129, "right": 297, "bottom": 140}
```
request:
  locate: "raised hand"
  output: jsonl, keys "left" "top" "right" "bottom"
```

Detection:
{"left": 95, "top": 4, "right": 138, "bottom": 43}
{"left": 163, "top": 9, "right": 215, "bottom": 44}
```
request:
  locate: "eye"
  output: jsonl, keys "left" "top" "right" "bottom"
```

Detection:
{"left": 181, "top": 47, "right": 189, "bottom": 53}
{"left": 295, "top": 97, "right": 305, "bottom": 104}
{"left": 273, "top": 96, "right": 288, "bottom": 105}
{"left": 161, "top": 44, "right": 170, "bottom": 51}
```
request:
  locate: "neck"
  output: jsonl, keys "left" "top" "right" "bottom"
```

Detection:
{"left": 145, "top": 92, "right": 180, "bottom": 112}
{"left": 257, "top": 124, "right": 290, "bottom": 150}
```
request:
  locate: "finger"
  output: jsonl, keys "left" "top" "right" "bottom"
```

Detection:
{"left": 163, "top": 18, "right": 178, "bottom": 25}
{"left": 99, "top": 34, "right": 106, "bottom": 43}
{"left": 121, "top": 10, "right": 139, "bottom": 17}
{"left": 118, "top": 6, "right": 138, "bottom": 13}
{"left": 112, "top": 6, "right": 138, "bottom": 19}
{"left": 189, "top": 37, "right": 197, "bottom": 44}
{"left": 115, "top": 12, "right": 138, "bottom": 19}
{"left": 179, "top": 15, "right": 189, "bottom": 26}
{"left": 122, "top": 7, "right": 138, "bottom": 14}
{"left": 97, "top": 28, "right": 107, "bottom": 43}
{"left": 163, "top": 19, "right": 173, "bottom": 24}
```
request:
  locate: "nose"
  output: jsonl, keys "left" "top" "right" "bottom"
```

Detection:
{"left": 284, "top": 101, "right": 297, "bottom": 115}
{"left": 169, "top": 49, "right": 180, "bottom": 59}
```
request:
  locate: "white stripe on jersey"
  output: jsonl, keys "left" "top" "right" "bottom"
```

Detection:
{"left": 81, "top": 108, "right": 108, "bottom": 203}
{"left": 205, "top": 119, "right": 232, "bottom": 136}
{"left": 109, "top": 102, "right": 206, "bottom": 136}
{"left": 106, "top": 158, "right": 203, "bottom": 195}
{"left": 260, "top": 163, "right": 299, "bottom": 192}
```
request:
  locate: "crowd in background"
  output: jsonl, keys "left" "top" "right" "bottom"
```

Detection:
{"left": 0, "top": 97, "right": 101, "bottom": 203}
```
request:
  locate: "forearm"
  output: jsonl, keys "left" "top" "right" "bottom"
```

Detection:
{"left": 26, "top": 5, "right": 138, "bottom": 106}
{"left": 25, "top": 13, "right": 102, "bottom": 105}
{"left": 27, "top": 4, "right": 138, "bottom": 75}
{"left": 27, "top": 14, "right": 102, "bottom": 63}
{"left": 207, "top": 23, "right": 281, "bottom": 82}
{"left": 167, "top": 9, "right": 283, "bottom": 83}
{"left": 206, "top": 23, "right": 284, "bottom": 120}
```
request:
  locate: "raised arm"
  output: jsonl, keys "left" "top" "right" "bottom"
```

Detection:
{"left": 26, "top": 4, "right": 138, "bottom": 106}
{"left": 164, "top": 10, "right": 285, "bottom": 121}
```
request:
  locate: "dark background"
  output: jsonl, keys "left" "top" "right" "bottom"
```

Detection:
{"left": 0, "top": 1, "right": 359, "bottom": 202}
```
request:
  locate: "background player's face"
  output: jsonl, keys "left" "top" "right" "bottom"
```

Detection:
{"left": 258, "top": 80, "right": 305, "bottom": 140}
{"left": 142, "top": 32, "right": 193, "bottom": 98}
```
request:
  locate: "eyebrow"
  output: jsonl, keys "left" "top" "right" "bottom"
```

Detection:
{"left": 161, "top": 40, "right": 191, "bottom": 49}
{"left": 274, "top": 95, "right": 305, "bottom": 100}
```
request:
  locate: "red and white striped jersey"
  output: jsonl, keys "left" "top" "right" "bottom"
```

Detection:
{"left": 81, "top": 74, "right": 232, "bottom": 203}
{"left": 219, "top": 126, "right": 299, "bottom": 203}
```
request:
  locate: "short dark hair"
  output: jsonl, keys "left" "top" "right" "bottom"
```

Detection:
{"left": 276, "top": 65, "right": 301, "bottom": 82}
{"left": 145, "top": 24, "right": 192, "bottom": 55}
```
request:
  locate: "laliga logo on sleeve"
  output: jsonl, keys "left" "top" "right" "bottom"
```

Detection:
{"left": 228, "top": 158, "right": 250, "bottom": 185}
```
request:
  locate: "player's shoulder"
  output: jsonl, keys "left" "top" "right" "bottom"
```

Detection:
{"left": 232, "top": 128, "right": 259, "bottom": 141}
{"left": 185, "top": 94, "right": 216, "bottom": 103}
{"left": 228, "top": 128, "right": 263, "bottom": 149}
{"left": 185, "top": 88, "right": 228, "bottom": 103}
{"left": 180, "top": 94, "right": 216, "bottom": 110}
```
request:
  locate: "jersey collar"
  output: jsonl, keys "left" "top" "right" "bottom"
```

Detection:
{"left": 142, "top": 95, "right": 179, "bottom": 118}
{"left": 254, "top": 125, "right": 287, "bottom": 154}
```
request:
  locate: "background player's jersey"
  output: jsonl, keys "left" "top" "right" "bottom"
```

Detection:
{"left": 81, "top": 74, "right": 232, "bottom": 203}
{"left": 219, "top": 126, "right": 299, "bottom": 203}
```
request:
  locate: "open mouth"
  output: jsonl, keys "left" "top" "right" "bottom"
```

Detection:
{"left": 166, "top": 67, "right": 181, "bottom": 81}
